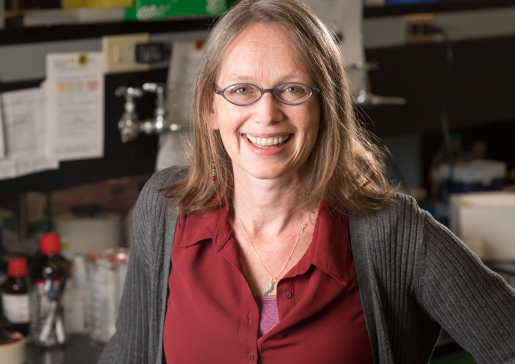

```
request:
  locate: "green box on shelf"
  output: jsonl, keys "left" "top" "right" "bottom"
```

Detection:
{"left": 126, "top": 0, "right": 228, "bottom": 20}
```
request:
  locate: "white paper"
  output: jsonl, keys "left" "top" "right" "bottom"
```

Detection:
{"left": 156, "top": 41, "right": 203, "bottom": 170}
{"left": 0, "top": 88, "right": 59, "bottom": 180}
{"left": 156, "top": 133, "right": 191, "bottom": 170}
{"left": 303, "top": 0, "right": 364, "bottom": 93}
{"left": 46, "top": 52, "right": 104, "bottom": 161}
{"left": 304, "top": 0, "right": 363, "bottom": 65}
{"left": 166, "top": 41, "right": 203, "bottom": 125}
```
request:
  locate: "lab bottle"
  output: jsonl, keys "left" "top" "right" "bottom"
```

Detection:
{"left": 29, "top": 232, "right": 71, "bottom": 347}
{"left": 1, "top": 257, "right": 30, "bottom": 335}
{"left": 63, "top": 255, "right": 88, "bottom": 334}
{"left": 88, "top": 248, "right": 129, "bottom": 343}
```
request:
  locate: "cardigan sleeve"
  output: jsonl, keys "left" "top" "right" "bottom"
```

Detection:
{"left": 416, "top": 210, "right": 515, "bottom": 364}
{"left": 98, "top": 166, "right": 184, "bottom": 364}
{"left": 97, "top": 177, "right": 154, "bottom": 364}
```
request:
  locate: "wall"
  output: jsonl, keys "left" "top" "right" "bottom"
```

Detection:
{"left": 0, "top": 3, "right": 514, "bottom": 194}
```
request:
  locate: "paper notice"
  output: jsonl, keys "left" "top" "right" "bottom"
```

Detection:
{"left": 303, "top": 0, "right": 364, "bottom": 93}
{"left": 46, "top": 52, "right": 104, "bottom": 161}
{"left": 166, "top": 41, "right": 203, "bottom": 125}
{"left": 0, "top": 88, "right": 59, "bottom": 180}
{"left": 156, "top": 41, "right": 202, "bottom": 170}
{"left": 304, "top": 0, "right": 364, "bottom": 65}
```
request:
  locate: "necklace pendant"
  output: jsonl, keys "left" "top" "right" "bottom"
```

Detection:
{"left": 263, "top": 278, "right": 275, "bottom": 295}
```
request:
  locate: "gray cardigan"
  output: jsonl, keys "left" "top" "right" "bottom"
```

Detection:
{"left": 99, "top": 167, "right": 515, "bottom": 364}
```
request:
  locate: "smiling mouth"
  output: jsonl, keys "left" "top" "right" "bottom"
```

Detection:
{"left": 245, "top": 134, "right": 291, "bottom": 148}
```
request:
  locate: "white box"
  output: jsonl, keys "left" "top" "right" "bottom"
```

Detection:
{"left": 450, "top": 192, "right": 515, "bottom": 260}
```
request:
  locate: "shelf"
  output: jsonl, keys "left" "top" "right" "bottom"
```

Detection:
{"left": 0, "top": 16, "right": 215, "bottom": 46}
{"left": 364, "top": 0, "right": 515, "bottom": 17}
{"left": 0, "top": 0, "right": 514, "bottom": 46}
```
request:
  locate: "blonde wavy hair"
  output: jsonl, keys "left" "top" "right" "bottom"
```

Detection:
{"left": 163, "top": 0, "right": 396, "bottom": 216}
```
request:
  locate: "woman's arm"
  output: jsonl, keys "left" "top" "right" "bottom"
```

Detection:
{"left": 98, "top": 166, "right": 185, "bottom": 364}
{"left": 416, "top": 212, "right": 515, "bottom": 364}
{"left": 97, "top": 181, "right": 154, "bottom": 364}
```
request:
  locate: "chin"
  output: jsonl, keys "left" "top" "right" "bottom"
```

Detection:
{"left": 242, "top": 165, "right": 297, "bottom": 181}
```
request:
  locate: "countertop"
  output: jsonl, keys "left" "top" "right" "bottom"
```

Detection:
{"left": 26, "top": 334, "right": 105, "bottom": 364}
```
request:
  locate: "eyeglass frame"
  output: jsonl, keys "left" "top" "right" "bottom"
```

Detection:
{"left": 214, "top": 82, "right": 320, "bottom": 106}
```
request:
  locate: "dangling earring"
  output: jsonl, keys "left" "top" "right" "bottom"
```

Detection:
{"left": 211, "top": 158, "right": 217, "bottom": 182}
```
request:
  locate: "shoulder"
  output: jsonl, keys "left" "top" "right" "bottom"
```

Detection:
{"left": 350, "top": 192, "right": 428, "bottom": 231}
{"left": 348, "top": 192, "right": 431, "bottom": 278}
{"left": 138, "top": 166, "right": 189, "bottom": 205}
{"left": 349, "top": 193, "right": 435, "bottom": 293}
{"left": 133, "top": 166, "right": 189, "bottom": 228}
{"left": 142, "top": 166, "right": 190, "bottom": 195}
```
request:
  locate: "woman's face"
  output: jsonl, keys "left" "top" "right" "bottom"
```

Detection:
{"left": 211, "top": 22, "right": 320, "bottom": 182}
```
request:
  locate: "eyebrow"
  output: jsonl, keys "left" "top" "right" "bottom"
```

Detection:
{"left": 220, "top": 74, "right": 310, "bottom": 86}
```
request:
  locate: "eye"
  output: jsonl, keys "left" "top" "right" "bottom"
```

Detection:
{"left": 235, "top": 87, "right": 249, "bottom": 94}
{"left": 277, "top": 83, "right": 307, "bottom": 94}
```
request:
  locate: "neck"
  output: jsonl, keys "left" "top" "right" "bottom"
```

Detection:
{"left": 231, "top": 165, "right": 313, "bottom": 235}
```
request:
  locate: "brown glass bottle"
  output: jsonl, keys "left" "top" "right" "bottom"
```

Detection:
{"left": 1, "top": 257, "right": 30, "bottom": 335}
{"left": 31, "top": 233, "right": 71, "bottom": 282}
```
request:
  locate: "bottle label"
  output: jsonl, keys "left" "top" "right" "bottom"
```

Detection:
{"left": 1, "top": 293, "right": 30, "bottom": 323}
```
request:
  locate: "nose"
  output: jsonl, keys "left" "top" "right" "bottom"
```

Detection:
{"left": 253, "top": 91, "right": 283, "bottom": 125}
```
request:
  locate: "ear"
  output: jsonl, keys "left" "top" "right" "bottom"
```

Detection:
{"left": 209, "top": 100, "right": 220, "bottom": 130}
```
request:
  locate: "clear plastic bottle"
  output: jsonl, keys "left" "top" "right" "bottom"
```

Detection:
{"left": 1, "top": 257, "right": 30, "bottom": 335}
{"left": 29, "top": 233, "right": 71, "bottom": 346}
{"left": 63, "top": 255, "right": 88, "bottom": 334}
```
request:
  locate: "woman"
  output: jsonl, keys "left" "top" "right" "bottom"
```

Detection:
{"left": 99, "top": 0, "right": 515, "bottom": 363}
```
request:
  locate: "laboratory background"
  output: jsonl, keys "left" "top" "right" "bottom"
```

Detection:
{"left": 0, "top": 0, "right": 513, "bottom": 363}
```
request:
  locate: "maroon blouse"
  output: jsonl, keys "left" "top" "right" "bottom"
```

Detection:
{"left": 163, "top": 201, "right": 371, "bottom": 363}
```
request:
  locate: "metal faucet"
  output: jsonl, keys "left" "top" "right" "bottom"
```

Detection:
{"left": 115, "top": 83, "right": 184, "bottom": 143}
{"left": 115, "top": 86, "right": 143, "bottom": 143}
{"left": 349, "top": 62, "right": 406, "bottom": 107}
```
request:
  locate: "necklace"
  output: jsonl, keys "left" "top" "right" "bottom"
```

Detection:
{"left": 235, "top": 212, "right": 306, "bottom": 295}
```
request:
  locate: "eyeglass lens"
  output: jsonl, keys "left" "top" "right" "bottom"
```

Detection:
{"left": 223, "top": 83, "right": 313, "bottom": 105}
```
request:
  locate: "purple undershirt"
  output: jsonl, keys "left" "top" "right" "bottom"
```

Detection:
{"left": 254, "top": 295, "right": 280, "bottom": 338}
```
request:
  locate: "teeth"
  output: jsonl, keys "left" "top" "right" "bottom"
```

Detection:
{"left": 246, "top": 134, "right": 289, "bottom": 147}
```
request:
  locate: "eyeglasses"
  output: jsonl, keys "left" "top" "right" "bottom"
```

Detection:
{"left": 214, "top": 82, "right": 320, "bottom": 106}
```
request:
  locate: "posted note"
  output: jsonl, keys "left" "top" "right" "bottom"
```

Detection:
{"left": 156, "top": 41, "right": 202, "bottom": 170}
{"left": 304, "top": 0, "right": 364, "bottom": 94}
{"left": 0, "top": 88, "right": 59, "bottom": 180}
{"left": 46, "top": 52, "right": 104, "bottom": 161}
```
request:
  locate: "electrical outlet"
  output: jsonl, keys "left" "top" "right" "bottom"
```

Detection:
{"left": 404, "top": 13, "right": 435, "bottom": 43}
{"left": 102, "top": 33, "right": 151, "bottom": 74}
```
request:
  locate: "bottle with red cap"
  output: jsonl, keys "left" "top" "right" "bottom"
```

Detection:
{"left": 1, "top": 257, "right": 30, "bottom": 335}
{"left": 29, "top": 232, "right": 71, "bottom": 346}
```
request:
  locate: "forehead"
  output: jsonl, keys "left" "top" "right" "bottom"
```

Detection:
{"left": 217, "top": 22, "right": 311, "bottom": 85}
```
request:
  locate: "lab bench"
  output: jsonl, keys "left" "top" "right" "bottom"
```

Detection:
{"left": 26, "top": 335, "right": 105, "bottom": 364}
